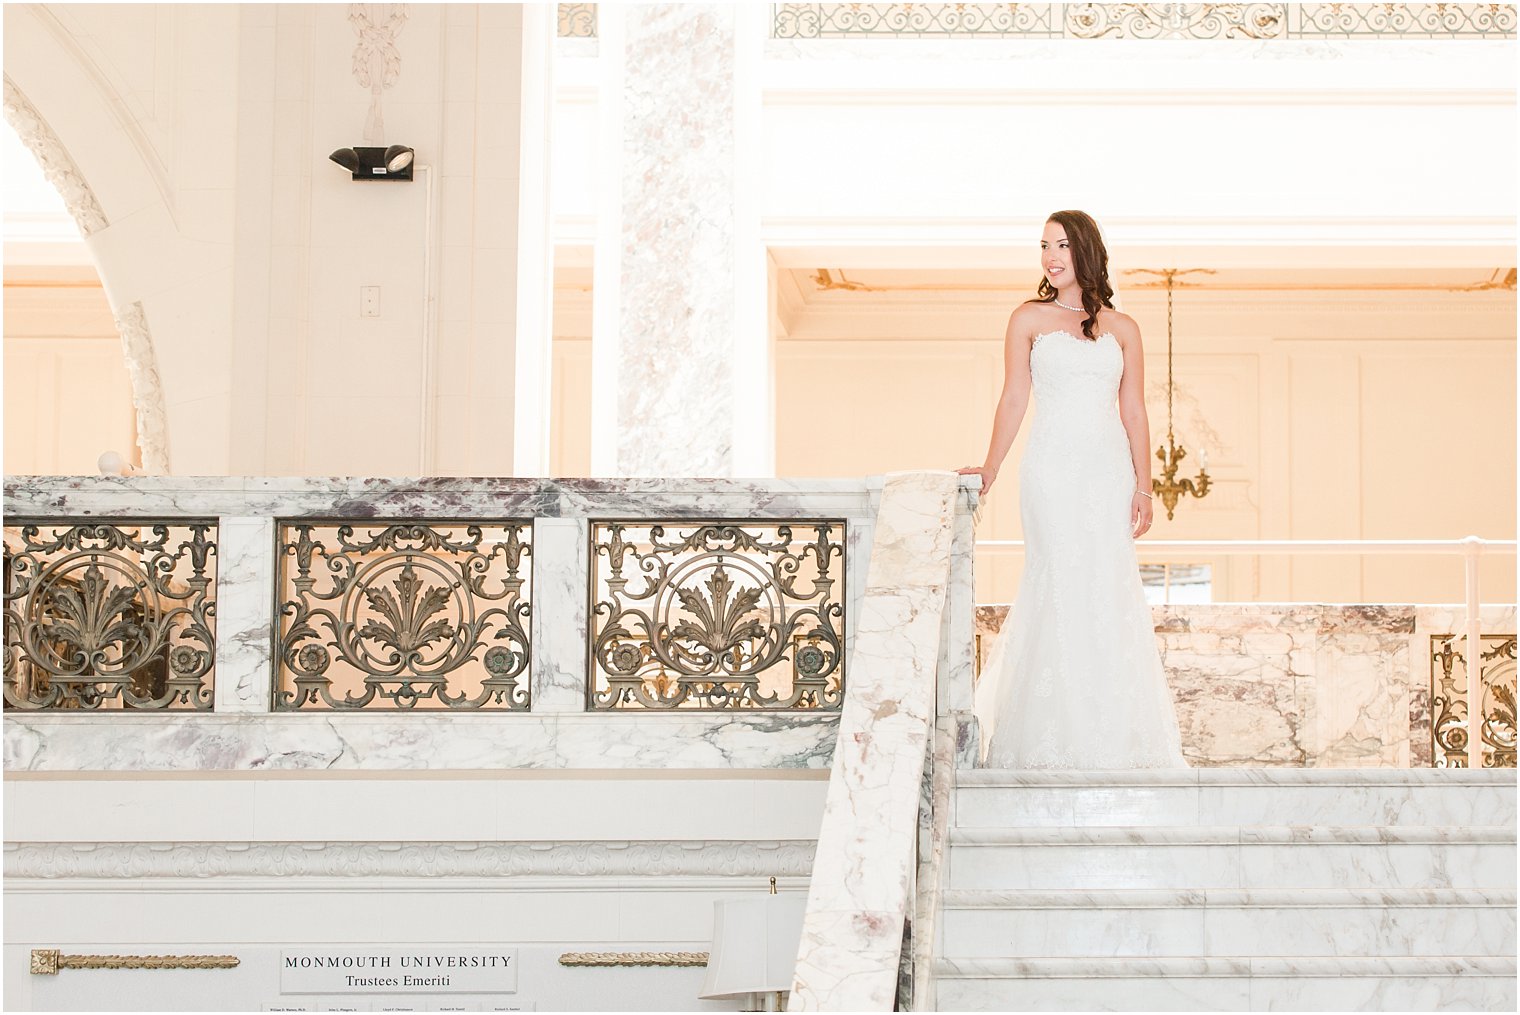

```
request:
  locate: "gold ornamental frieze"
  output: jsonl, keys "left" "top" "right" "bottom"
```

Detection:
{"left": 30, "top": 949, "right": 239, "bottom": 975}
{"left": 772, "top": 4, "right": 1516, "bottom": 39}
{"left": 559, "top": 951, "right": 709, "bottom": 967}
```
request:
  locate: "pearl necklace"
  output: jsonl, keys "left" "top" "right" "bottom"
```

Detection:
{"left": 1053, "top": 296, "right": 1083, "bottom": 312}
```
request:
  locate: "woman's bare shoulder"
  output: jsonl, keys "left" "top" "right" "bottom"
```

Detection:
{"left": 1104, "top": 309, "right": 1141, "bottom": 342}
{"left": 1102, "top": 307, "right": 1137, "bottom": 329}
{"left": 1006, "top": 301, "right": 1049, "bottom": 342}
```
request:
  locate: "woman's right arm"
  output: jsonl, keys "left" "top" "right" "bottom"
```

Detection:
{"left": 960, "top": 309, "right": 1034, "bottom": 496}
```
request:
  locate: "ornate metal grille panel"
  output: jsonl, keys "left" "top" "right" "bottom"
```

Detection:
{"left": 773, "top": 4, "right": 1515, "bottom": 39}
{"left": 776, "top": 1, "right": 1060, "bottom": 36}
{"left": 558, "top": 3, "right": 598, "bottom": 38}
{"left": 1285, "top": 3, "right": 1515, "bottom": 37}
{"left": 1431, "top": 633, "right": 1517, "bottom": 768}
{"left": 589, "top": 521, "right": 845, "bottom": 710}
{"left": 275, "top": 522, "right": 532, "bottom": 711}
{"left": 3, "top": 521, "right": 217, "bottom": 711}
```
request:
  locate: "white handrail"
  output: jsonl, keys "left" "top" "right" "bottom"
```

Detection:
{"left": 975, "top": 535, "right": 1516, "bottom": 770}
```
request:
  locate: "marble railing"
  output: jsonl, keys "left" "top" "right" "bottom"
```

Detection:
{"left": 2, "top": 475, "right": 951, "bottom": 772}
{"left": 788, "top": 471, "right": 978, "bottom": 1012}
{"left": 973, "top": 602, "right": 1518, "bottom": 770}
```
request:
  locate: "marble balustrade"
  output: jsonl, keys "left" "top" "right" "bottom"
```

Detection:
{"left": 975, "top": 602, "right": 1518, "bottom": 769}
{"left": 3, "top": 475, "right": 942, "bottom": 773}
{"left": 788, "top": 471, "right": 971, "bottom": 1012}
{"left": 7, "top": 474, "right": 1508, "bottom": 774}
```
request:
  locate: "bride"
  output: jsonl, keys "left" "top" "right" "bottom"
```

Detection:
{"left": 960, "top": 210, "right": 1188, "bottom": 770}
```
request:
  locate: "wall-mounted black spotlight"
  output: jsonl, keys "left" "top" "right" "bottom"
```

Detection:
{"left": 328, "top": 145, "right": 415, "bottom": 181}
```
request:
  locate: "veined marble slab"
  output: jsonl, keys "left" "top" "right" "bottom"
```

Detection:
{"left": 613, "top": 3, "right": 740, "bottom": 477}
{"left": 974, "top": 603, "right": 1516, "bottom": 768}
{"left": 3, "top": 475, "right": 883, "bottom": 519}
{"left": 3, "top": 713, "right": 841, "bottom": 772}
{"left": 789, "top": 471, "right": 960, "bottom": 1012}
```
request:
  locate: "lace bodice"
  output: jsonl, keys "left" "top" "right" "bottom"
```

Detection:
{"left": 1026, "top": 329, "right": 1130, "bottom": 463}
{"left": 1031, "top": 328, "right": 1120, "bottom": 398}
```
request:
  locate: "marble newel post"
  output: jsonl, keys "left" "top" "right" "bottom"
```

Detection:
{"left": 592, "top": 4, "right": 769, "bottom": 477}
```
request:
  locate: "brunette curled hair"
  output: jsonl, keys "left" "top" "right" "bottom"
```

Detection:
{"left": 1022, "top": 210, "right": 1116, "bottom": 341}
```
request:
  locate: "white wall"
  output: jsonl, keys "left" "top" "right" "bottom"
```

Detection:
{"left": 2, "top": 2, "right": 532, "bottom": 477}
{"left": 7, "top": 941, "right": 733, "bottom": 1013}
{"left": 4, "top": 774, "right": 827, "bottom": 1013}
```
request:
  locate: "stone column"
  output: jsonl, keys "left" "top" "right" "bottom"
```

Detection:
{"left": 591, "top": 3, "right": 769, "bottom": 477}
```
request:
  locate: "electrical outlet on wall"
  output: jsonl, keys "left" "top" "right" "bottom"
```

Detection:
{"left": 361, "top": 286, "right": 381, "bottom": 318}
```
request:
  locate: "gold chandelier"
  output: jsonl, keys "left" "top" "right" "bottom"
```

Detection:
{"left": 1127, "top": 268, "right": 1213, "bottom": 521}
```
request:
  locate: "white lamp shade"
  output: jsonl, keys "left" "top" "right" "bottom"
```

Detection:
{"left": 698, "top": 894, "right": 807, "bottom": 1000}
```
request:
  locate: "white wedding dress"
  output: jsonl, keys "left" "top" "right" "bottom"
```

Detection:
{"left": 981, "top": 327, "right": 1189, "bottom": 769}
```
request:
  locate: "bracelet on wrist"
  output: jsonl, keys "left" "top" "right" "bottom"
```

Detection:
{"left": 1135, "top": 489, "right": 1153, "bottom": 499}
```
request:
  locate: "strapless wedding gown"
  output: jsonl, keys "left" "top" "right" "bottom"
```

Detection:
{"left": 981, "top": 328, "right": 1188, "bottom": 769}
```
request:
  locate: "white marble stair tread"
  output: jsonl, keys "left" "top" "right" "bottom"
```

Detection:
{"left": 958, "top": 768, "right": 1520, "bottom": 786}
{"left": 938, "top": 888, "right": 1518, "bottom": 959}
{"left": 950, "top": 824, "right": 1514, "bottom": 845}
{"left": 935, "top": 974, "right": 1515, "bottom": 1011}
{"left": 940, "top": 887, "right": 1519, "bottom": 907}
{"left": 932, "top": 956, "right": 1518, "bottom": 1012}
{"left": 947, "top": 824, "right": 1516, "bottom": 890}
{"left": 934, "top": 955, "right": 1517, "bottom": 977}
{"left": 939, "top": 770, "right": 1517, "bottom": 1008}
{"left": 954, "top": 770, "right": 1518, "bottom": 827}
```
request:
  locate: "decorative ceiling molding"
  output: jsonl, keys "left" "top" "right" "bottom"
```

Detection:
{"left": 771, "top": 3, "right": 1516, "bottom": 40}
{"left": 23, "top": 4, "right": 177, "bottom": 225}
{"left": 765, "top": 215, "right": 1518, "bottom": 248}
{"left": 807, "top": 267, "right": 1518, "bottom": 295}
{"left": 762, "top": 87, "right": 1518, "bottom": 107}
{"left": 349, "top": 3, "right": 409, "bottom": 143}
{"left": 111, "top": 301, "right": 172, "bottom": 475}
{"left": 1, "top": 75, "right": 107, "bottom": 236}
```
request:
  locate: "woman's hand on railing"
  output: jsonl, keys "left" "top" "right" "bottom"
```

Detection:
{"left": 957, "top": 465, "right": 996, "bottom": 497}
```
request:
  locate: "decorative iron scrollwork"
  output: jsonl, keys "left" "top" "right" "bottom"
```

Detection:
{"left": 1431, "top": 633, "right": 1517, "bottom": 768}
{"left": 1289, "top": 3, "right": 1515, "bottom": 38}
{"left": 589, "top": 521, "right": 845, "bottom": 710}
{"left": 774, "top": 1, "right": 1059, "bottom": 37}
{"left": 557, "top": 3, "right": 598, "bottom": 38}
{"left": 275, "top": 522, "right": 532, "bottom": 710}
{"left": 772, "top": 3, "right": 1514, "bottom": 39}
{"left": 31, "top": 948, "right": 239, "bottom": 974}
{"left": 559, "top": 952, "right": 708, "bottom": 967}
{"left": 3, "top": 522, "right": 217, "bottom": 711}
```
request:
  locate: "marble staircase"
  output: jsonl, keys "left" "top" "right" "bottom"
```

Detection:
{"left": 933, "top": 769, "right": 1518, "bottom": 1011}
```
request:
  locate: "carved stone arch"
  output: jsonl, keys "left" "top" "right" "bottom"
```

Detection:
{"left": 1, "top": 74, "right": 171, "bottom": 474}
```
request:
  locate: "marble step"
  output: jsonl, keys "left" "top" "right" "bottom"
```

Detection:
{"left": 932, "top": 955, "right": 1518, "bottom": 1012}
{"left": 939, "top": 888, "right": 1518, "bottom": 959}
{"left": 956, "top": 768, "right": 1518, "bottom": 828}
{"left": 946, "top": 825, "right": 1516, "bottom": 891}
